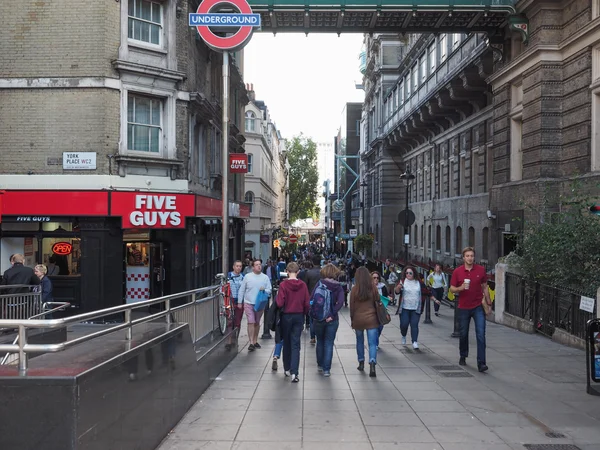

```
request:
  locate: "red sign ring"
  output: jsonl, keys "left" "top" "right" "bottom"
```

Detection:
{"left": 196, "top": 0, "right": 254, "bottom": 51}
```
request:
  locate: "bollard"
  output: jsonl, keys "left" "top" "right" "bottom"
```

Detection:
{"left": 261, "top": 286, "right": 274, "bottom": 339}
{"left": 423, "top": 294, "right": 433, "bottom": 324}
{"left": 451, "top": 294, "right": 460, "bottom": 338}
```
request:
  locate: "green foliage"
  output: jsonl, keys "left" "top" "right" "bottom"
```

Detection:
{"left": 287, "top": 134, "right": 320, "bottom": 223}
{"left": 353, "top": 234, "right": 374, "bottom": 254}
{"left": 511, "top": 182, "right": 600, "bottom": 291}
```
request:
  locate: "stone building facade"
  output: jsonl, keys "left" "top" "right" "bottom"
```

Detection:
{"left": 361, "top": 0, "right": 600, "bottom": 267}
{"left": 0, "top": 0, "right": 249, "bottom": 311}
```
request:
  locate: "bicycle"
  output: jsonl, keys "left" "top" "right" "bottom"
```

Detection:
{"left": 215, "top": 273, "right": 235, "bottom": 336}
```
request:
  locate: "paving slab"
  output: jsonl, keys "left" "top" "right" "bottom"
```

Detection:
{"left": 157, "top": 302, "right": 600, "bottom": 450}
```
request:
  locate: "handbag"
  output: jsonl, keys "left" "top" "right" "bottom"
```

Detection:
{"left": 254, "top": 290, "right": 269, "bottom": 312}
{"left": 375, "top": 295, "right": 391, "bottom": 325}
{"left": 482, "top": 298, "right": 492, "bottom": 315}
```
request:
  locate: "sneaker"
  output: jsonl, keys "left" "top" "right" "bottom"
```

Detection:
{"left": 459, "top": 357, "right": 466, "bottom": 366}
{"left": 478, "top": 364, "right": 489, "bottom": 373}
{"left": 401, "top": 336, "right": 407, "bottom": 345}
{"left": 412, "top": 341, "right": 419, "bottom": 350}
{"left": 272, "top": 357, "right": 278, "bottom": 371}
{"left": 284, "top": 370, "right": 291, "bottom": 377}
{"left": 434, "top": 312, "right": 439, "bottom": 316}
{"left": 248, "top": 344, "right": 255, "bottom": 352}
{"left": 291, "top": 375, "right": 300, "bottom": 383}
{"left": 323, "top": 371, "right": 331, "bottom": 377}
{"left": 310, "top": 338, "right": 316, "bottom": 345}
{"left": 317, "top": 366, "right": 323, "bottom": 373}
{"left": 253, "top": 342, "right": 262, "bottom": 349}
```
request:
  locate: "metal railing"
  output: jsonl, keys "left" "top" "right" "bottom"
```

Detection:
{"left": 0, "top": 285, "right": 43, "bottom": 326}
{"left": 505, "top": 272, "right": 596, "bottom": 339}
{"left": 0, "top": 284, "right": 221, "bottom": 375}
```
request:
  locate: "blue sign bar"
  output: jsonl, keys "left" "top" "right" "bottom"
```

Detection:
{"left": 189, "top": 13, "right": 262, "bottom": 27}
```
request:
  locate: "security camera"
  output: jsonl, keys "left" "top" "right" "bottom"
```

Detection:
{"left": 487, "top": 210, "right": 496, "bottom": 220}
{"left": 145, "top": 179, "right": 152, "bottom": 186}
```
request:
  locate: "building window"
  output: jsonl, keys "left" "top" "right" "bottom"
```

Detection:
{"left": 414, "top": 224, "right": 418, "bottom": 247}
{"left": 209, "top": 127, "right": 222, "bottom": 177}
{"left": 194, "top": 123, "right": 208, "bottom": 185}
{"left": 451, "top": 33, "right": 461, "bottom": 52}
{"left": 468, "top": 226, "right": 475, "bottom": 248}
{"left": 455, "top": 226, "right": 463, "bottom": 255}
{"left": 436, "top": 225, "right": 441, "bottom": 252}
{"left": 405, "top": 75, "right": 411, "bottom": 98}
{"left": 482, "top": 227, "right": 489, "bottom": 259}
{"left": 245, "top": 191, "right": 254, "bottom": 214}
{"left": 420, "top": 55, "right": 427, "bottom": 83}
{"left": 445, "top": 226, "right": 451, "bottom": 253}
{"left": 593, "top": 91, "right": 600, "bottom": 171}
{"left": 245, "top": 111, "right": 255, "bottom": 132}
{"left": 428, "top": 42, "right": 436, "bottom": 73}
{"left": 355, "top": 119, "right": 360, "bottom": 136}
{"left": 412, "top": 64, "right": 419, "bottom": 92}
{"left": 420, "top": 225, "right": 424, "bottom": 248}
{"left": 510, "top": 117, "right": 523, "bottom": 181}
{"left": 428, "top": 225, "right": 432, "bottom": 249}
{"left": 440, "top": 34, "right": 447, "bottom": 62}
{"left": 399, "top": 81, "right": 404, "bottom": 104}
{"left": 594, "top": 0, "right": 600, "bottom": 19}
{"left": 127, "top": 94, "right": 162, "bottom": 153}
{"left": 128, "top": 0, "right": 162, "bottom": 46}
{"left": 247, "top": 154, "right": 253, "bottom": 173}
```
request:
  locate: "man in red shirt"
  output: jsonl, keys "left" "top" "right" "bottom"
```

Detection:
{"left": 450, "top": 247, "right": 492, "bottom": 373}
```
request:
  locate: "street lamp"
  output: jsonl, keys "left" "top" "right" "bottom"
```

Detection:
{"left": 399, "top": 169, "right": 415, "bottom": 265}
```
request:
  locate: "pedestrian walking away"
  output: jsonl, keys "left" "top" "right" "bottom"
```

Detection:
{"left": 238, "top": 259, "right": 272, "bottom": 352}
{"left": 371, "top": 271, "right": 388, "bottom": 348}
{"left": 303, "top": 257, "right": 322, "bottom": 344}
{"left": 351, "top": 266, "right": 380, "bottom": 377}
{"left": 394, "top": 265, "right": 431, "bottom": 350}
{"left": 427, "top": 263, "right": 447, "bottom": 316}
{"left": 275, "top": 262, "right": 310, "bottom": 383}
{"left": 450, "top": 247, "right": 493, "bottom": 373}
{"left": 310, "top": 263, "right": 345, "bottom": 377}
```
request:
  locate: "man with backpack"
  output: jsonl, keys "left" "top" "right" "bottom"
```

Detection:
{"left": 304, "top": 255, "right": 322, "bottom": 344}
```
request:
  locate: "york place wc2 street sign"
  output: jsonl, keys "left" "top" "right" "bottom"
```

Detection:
{"left": 63, "top": 152, "right": 96, "bottom": 170}
{"left": 189, "top": 0, "right": 261, "bottom": 52}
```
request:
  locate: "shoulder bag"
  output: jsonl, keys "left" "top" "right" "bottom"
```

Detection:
{"left": 374, "top": 294, "right": 391, "bottom": 325}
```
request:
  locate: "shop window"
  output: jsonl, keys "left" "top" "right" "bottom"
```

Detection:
{"left": 128, "top": 0, "right": 163, "bottom": 47}
{"left": 127, "top": 94, "right": 163, "bottom": 153}
{"left": 42, "top": 238, "right": 81, "bottom": 275}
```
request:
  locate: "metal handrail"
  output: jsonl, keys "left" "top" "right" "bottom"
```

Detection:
{"left": 0, "top": 284, "right": 220, "bottom": 374}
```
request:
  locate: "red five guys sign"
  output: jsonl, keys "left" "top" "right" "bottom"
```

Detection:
{"left": 229, "top": 154, "right": 248, "bottom": 173}
{"left": 111, "top": 192, "right": 195, "bottom": 229}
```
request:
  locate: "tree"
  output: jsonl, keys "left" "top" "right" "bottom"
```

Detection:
{"left": 287, "top": 134, "right": 320, "bottom": 223}
{"left": 508, "top": 182, "right": 600, "bottom": 292}
{"left": 353, "top": 234, "right": 374, "bottom": 255}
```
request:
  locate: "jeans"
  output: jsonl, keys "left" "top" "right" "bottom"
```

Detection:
{"left": 309, "top": 316, "right": 316, "bottom": 339}
{"left": 400, "top": 308, "right": 420, "bottom": 343}
{"left": 355, "top": 328, "right": 378, "bottom": 363}
{"left": 376, "top": 325, "right": 383, "bottom": 347}
{"left": 281, "top": 313, "right": 304, "bottom": 375}
{"left": 274, "top": 341, "right": 283, "bottom": 359}
{"left": 458, "top": 305, "right": 486, "bottom": 365}
{"left": 314, "top": 319, "right": 339, "bottom": 372}
{"left": 432, "top": 288, "right": 444, "bottom": 312}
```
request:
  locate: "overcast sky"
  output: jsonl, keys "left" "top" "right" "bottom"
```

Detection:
{"left": 243, "top": 33, "right": 365, "bottom": 144}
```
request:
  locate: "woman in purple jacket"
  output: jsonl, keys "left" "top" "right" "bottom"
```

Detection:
{"left": 312, "top": 263, "right": 346, "bottom": 377}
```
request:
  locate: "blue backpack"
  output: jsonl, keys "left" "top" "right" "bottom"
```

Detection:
{"left": 309, "top": 281, "right": 333, "bottom": 322}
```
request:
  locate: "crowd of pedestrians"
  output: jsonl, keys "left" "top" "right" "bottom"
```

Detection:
{"left": 229, "top": 244, "right": 493, "bottom": 382}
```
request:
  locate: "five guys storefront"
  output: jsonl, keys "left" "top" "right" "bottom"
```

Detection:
{"left": 0, "top": 190, "right": 248, "bottom": 314}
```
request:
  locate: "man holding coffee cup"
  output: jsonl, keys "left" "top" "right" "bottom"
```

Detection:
{"left": 450, "top": 247, "right": 492, "bottom": 373}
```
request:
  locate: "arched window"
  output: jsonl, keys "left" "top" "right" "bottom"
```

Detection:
{"left": 245, "top": 191, "right": 254, "bottom": 214}
{"left": 414, "top": 224, "right": 418, "bottom": 247}
{"left": 245, "top": 111, "right": 255, "bottom": 132}
{"left": 428, "top": 225, "right": 432, "bottom": 249}
{"left": 420, "top": 225, "right": 424, "bottom": 248}
{"left": 436, "top": 225, "right": 441, "bottom": 251}
{"left": 445, "top": 226, "right": 451, "bottom": 253}
{"left": 455, "top": 226, "right": 463, "bottom": 255}
{"left": 468, "top": 226, "right": 475, "bottom": 248}
{"left": 482, "top": 227, "right": 489, "bottom": 259}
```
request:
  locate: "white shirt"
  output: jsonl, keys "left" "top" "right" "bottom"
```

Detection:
{"left": 428, "top": 272, "right": 446, "bottom": 289}
{"left": 401, "top": 279, "right": 421, "bottom": 311}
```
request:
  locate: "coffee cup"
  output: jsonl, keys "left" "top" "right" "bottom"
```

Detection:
{"left": 464, "top": 279, "right": 471, "bottom": 290}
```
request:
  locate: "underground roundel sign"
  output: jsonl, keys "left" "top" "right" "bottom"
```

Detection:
{"left": 189, "top": 0, "right": 261, "bottom": 52}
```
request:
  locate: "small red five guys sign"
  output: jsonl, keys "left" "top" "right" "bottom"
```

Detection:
{"left": 229, "top": 154, "right": 248, "bottom": 173}
{"left": 111, "top": 192, "right": 195, "bottom": 229}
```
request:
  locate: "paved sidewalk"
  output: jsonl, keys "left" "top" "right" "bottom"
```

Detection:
{"left": 158, "top": 304, "right": 600, "bottom": 450}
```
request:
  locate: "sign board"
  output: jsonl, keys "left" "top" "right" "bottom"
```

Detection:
{"left": 339, "top": 233, "right": 350, "bottom": 239}
{"left": 581, "top": 296, "right": 596, "bottom": 313}
{"left": 260, "top": 234, "right": 270, "bottom": 243}
{"left": 228, "top": 202, "right": 240, "bottom": 217}
{"left": 52, "top": 241, "right": 73, "bottom": 256}
{"left": 189, "top": 0, "right": 261, "bottom": 52}
{"left": 404, "top": 234, "right": 410, "bottom": 244}
{"left": 63, "top": 152, "right": 96, "bottom": 170}
{"left": 111, "top": 192, "right": 195, "bottom": 229}
{"left": 289, "top": 234, "right": 298, "bottom": 244}
{"left": 349, "top": 229, "right": 357, "bottom": 237}
{"left": 229, "top": 154, "right": 248, "bottom": 173}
